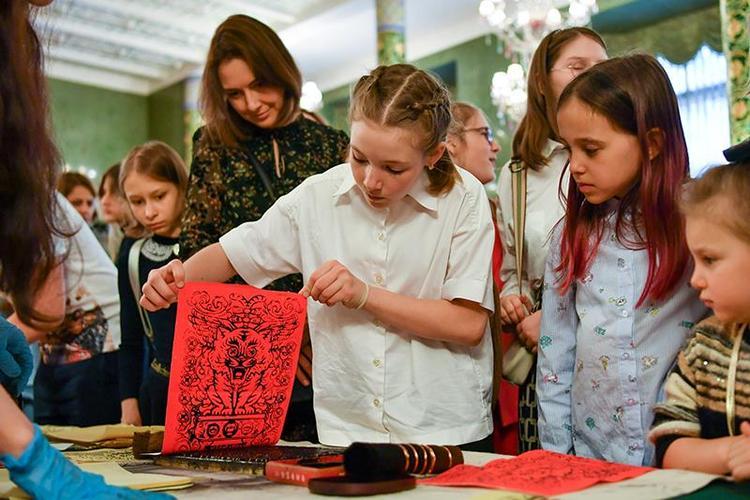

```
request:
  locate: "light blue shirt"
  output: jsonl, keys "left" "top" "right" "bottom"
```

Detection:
{"left": 536, "top": 208, "right": 709, "bottom": 465}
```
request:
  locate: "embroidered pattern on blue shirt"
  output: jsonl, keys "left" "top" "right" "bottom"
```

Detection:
{"left": 536, "top": 214, "right": 709, "bottom": 466}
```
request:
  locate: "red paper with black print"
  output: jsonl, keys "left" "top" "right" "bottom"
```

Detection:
{"left": 161, "top": 282, "right": 306, "bottom": 454}
{"left": 421, "top": 450, "right": 653, "bottom": 496}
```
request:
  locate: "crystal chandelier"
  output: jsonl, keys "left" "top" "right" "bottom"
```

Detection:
{"left": 479, "top": 0, "right": 598, "bottom": 64}
{"left": 491, "top": 63, "right": 527, "bottom": 130}
{"left": 480, "top": 0, "right": 598, "bottom": 130}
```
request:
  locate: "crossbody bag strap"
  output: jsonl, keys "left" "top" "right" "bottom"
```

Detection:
{"left": 510, "top": 160, "right": 528, "bottom": 298}
{"left": 128, "top": 238, "right": 155, "bottom": 342}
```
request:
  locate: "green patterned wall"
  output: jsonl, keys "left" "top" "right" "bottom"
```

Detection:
{"left": 48, "top": 79, "right": 148, "bottom": 174}
{"left": 47, "top": 79, "right": 187, "bottom": 178}
{"left": 148, "top": 81, "right": 187, "bottom": 159}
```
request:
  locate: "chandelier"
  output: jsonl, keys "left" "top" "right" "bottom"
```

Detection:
{"left": 480, "top": 0, "right": 598, "bottom": 130}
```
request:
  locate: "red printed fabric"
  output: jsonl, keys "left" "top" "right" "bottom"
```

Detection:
{"left": 421, "top": 450, "right": 653, "bottom": 496}
{"left": 162, "top": 282, "right": 306, "bottom": 454}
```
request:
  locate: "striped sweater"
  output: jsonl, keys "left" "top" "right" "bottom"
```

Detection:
{"left": 649, "top": 316, "right": 750, "bottom": 465}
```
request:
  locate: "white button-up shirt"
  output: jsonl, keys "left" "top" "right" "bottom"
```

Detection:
{"left": 220, "top": 163, "right": 495, "bottom": 446}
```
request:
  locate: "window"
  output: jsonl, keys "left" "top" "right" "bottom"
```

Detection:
{"left": 658, "top": 46, "right": 731, "bottom": 177}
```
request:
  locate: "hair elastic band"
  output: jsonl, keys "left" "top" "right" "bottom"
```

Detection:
{"left": 355, "top": 282, "right": 370, "bottom": 310}
{"left": 723, "top": 137, "right": 750, "bottom": 162}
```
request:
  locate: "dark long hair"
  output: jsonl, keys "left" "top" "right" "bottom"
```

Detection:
{"left": 0, "top": 1, "right": 62, "bottom": 325}
{"left": 512, "top": 27, "right": 606, "bottom": 171}
{"left": 58, "top": 171, "right": 95, "bottom": 198}
{"left": 555, "top": 54, "right": 690, "bottom": 306}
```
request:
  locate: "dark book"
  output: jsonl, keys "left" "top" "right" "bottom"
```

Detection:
{"left": 154, "top": 445, "right": 345, "bottom": 475}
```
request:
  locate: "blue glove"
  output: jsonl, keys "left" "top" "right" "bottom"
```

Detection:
{"left": 2, "top": 426, "right": 174, "bottom": 499}
{"left": 0, "top": 317, "right": 33, "bottom": 397}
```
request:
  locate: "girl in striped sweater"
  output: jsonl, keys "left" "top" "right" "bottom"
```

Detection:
{"left": 650, "top": 139, "right": 750, "bottom": 480}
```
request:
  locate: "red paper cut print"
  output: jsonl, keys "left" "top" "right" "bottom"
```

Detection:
{"left": 161, "top": 282, "right": 307, "bottom": 454}
{"left": 421, "top": 450, "right": 653, "bottom": 496}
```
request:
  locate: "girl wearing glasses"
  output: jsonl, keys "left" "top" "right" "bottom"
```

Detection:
{"left": 496, "top": 27, "right": 607, "bottom": 453}
{"left": 446, "top": 102, "right": 500, "bottom": 185}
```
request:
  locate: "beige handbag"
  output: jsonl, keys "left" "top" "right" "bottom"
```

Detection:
{"left": 501, "top": 160, "right": 537, "bottom": 385}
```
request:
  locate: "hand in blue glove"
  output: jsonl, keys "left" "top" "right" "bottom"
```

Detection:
{"left": 0, "top": 317, "right": 33, "bottom": 397}
{"left": 2, "top": 426, "right": 174, "bottom": 499}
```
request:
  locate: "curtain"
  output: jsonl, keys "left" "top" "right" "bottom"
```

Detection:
{"left": 658, "top": 46, "right": 731, "bottom": 176}
{"left": 602, "top": 5, "right": 722, "bottom": 65}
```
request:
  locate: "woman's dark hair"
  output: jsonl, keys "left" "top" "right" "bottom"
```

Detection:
{"left": 0, "top": 1, "right": 62, "bottom": 326}
{"left": 58, "top": 172, "right": 95, "bottom": 198}
{"left": 98, "top": 162, "right": 121, "bottom": 198}
{"left": 200, "top": 14, "right": 302, "bottom": 147}
{"left": 512, "top": 27, "right": 606, "bottom": 171}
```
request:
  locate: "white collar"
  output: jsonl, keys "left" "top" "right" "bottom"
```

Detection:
{"left": 333, "top": 164, "right": 438, "bottom": 213}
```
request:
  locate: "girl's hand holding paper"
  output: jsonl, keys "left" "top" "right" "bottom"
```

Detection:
{"left": 301, "top": 260, "right": 369, "bottom": 309}
{"left": 140, "top": 259, "right": 185, "bottom": 311}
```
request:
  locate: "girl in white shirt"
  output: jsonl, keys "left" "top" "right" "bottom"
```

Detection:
{"left": 141, "top": 64, "right": 496, "bottom": 450}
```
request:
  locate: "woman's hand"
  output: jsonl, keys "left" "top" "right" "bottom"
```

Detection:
{"left": 140, "top": 259, "right": 185, "bottom": 311}
{"left": 120, "top": 398, "right": 142, "bottom": 426}
{"left": 728, "top": 421, "right": 750, "bottom": 481}
{"left": 517, "top": 310, "right": 542, "bottom": 353}
{"left": 499, "top": 294, "right": 533, "bottom": 326}
{"left": 300, "top": 260, "right": 367, "bottom": 309}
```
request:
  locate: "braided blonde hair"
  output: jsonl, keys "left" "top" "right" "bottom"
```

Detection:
{"left": 349, "top": 64, "right": 458, "bottom": 196}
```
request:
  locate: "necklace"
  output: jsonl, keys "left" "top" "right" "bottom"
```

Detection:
{"left": 726, "top": 323, "right": 747, "bottom": 436}
{"left": 141, "top": 238, "right": 179, "bottom": 261}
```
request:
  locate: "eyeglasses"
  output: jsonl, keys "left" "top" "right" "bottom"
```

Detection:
{"left": 549, "top": 61, "right": 599, "bottom": 79}
{"left": 464, "top": 127, "right": 495, "bottom": 145}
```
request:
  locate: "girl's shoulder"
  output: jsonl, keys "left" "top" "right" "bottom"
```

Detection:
{"left": 294, "top": 118, "right": 349, "bottom": 151}
{"left": 680, "top": 316, "right": 740, "bottom": 371}
{"left": 114, "top": 236, "right": 138, "bottom": 271}
{"left": 191, "top": 126, "right": 231, "bottom": 159}
{"left": 298, "top": 116, "right": 346, "bottom": 135}
{"left": 444, "top": 167, "right": 490, "bottom": 213}
{"left": 691, "top": 315, "right": 734, "bottom": 343}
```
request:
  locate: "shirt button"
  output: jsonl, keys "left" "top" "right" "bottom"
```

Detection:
{"left": 373, "top": 359, "right": 382, "bottom": 368}
{"left": 377, "top": 232, "right": 385, "bottom": 241}
{"left": 627, "top": 398, "right": 637, "bottom": 406}
{"left": 374, "top": 319, "right": 383, "bottom": 328}
{"left": 620, "top": 309, "right": 629, "bottom": 317}
{"left": 374, "top": 273, "right": 384, "bottom": 286}
{"left": 373, "top": 398, "right": 381, "bottom": 408}
{"left": 622, "top": 352, "right": 630, "bottom": 360}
